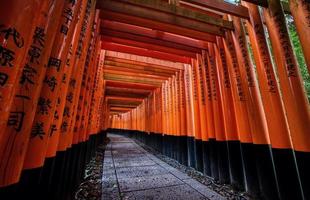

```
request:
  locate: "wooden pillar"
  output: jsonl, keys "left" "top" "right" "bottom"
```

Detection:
{"left": 22, "top": 0, "right": 82, "bottom": 170}
{"left": 0, "top": 0, "right": 64, "bottom": 187}
{"left": 46, "top": 0, "right": 89, "bottom": 159}
{"left": 0, "top": 0, "right": 41, "bottom": 140}
{"left": 263, "top": 1, "right": 310, "bottom": 198}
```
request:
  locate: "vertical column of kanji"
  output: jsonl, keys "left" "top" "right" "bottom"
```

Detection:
{"left": 191, "top": 59, "right": 201, "bottom": 143}
{"left": 103, "top": 100, "right": 109, "bottom": 131}
{"left": 71, "top": 5, "right": 96, "bottom": 148}
{"left": 145, "top": 96, "right": 149, "bottom": 133}
{"left": 191, "top": 58, "right": 203, "bottom": 172}
{"left": 167, "top": 78, "right": 172, "bottom": 137}
{"left": 79, "top": 36, "right": 101, "bottom": 143}
{"left": 196, "top": 53, "right": 210, "bottom": 176}
{"left": 151, "top": 91, "right": 156, "bottom": 133}
{"left": 0, "top": 0, "right": 41, "bottom": 140}
{"left": 81, "top": 22, "right": 101, "bottom": 143}
{"left": 162, "top": 81, "right": 167, "bottom": 135}
{"left": 170, "top": 77, "right": 176, "bottom": 137}
{"left": 97, "top": 79, "right": 106, "bottom": 133}
{"left": 160, "top": 86, "right": 165, "bottom": 135}
{"left": 45, "top": 0, "right": 88, "bottom": 160}
{"left": 174, "top": 75, "right": 180, "bottom": 137}
{"left": 289, "top": 0, "right": 310, "bottom": 73}
{"left": 215, "top": 37, "right": 243, "bottom": 189}
{"left": 243, "top": 2, "right": 296, "bottom": 199}
{"left": 21, "top": 0, "right": 81, "bottom": 172}
{"left": 205, "top": 49, "right": 220, "bottom": 181}
{"left": 166, "top": 80, "right": 170, "bottom": 136}
{"left": 230, "top": 16, "right": 272, "bottom": 197}
{"left": 167, "top": 79, "right": 172, "bottom": 157}
{"left": 196, "top": 55, "right": 207, "bottom": 142}
{"left": 210, "top": 43, "right": 230, "bottom": 183}
{"left": 179, "top": 70, "right": 187, "bottom": 137}
{"left": 201, "top": 50, "right": 216, "bottom": 177}
{"left": 184, "top": 64, "right": 196, "bottom": 168}
{"left": 222, "top": 33, "right": 251, "bottom": 191}
{"left": 178, "top": 70, "right": 188, "bottom": 165}
{"left": 202, "top": 51, "right": 215, "bottom": 138}
{"left": 0, "top": 0, "right": 64, "bottom": 188}
{"left": 157, "top": 88, "right": 163, "bottom": 134}
{"left": 153, "top": 89, "right": 157, "bottom": 133}
{"left": 175, "top": 72, "right": 181, "bottom": 137}
{"left": 61, "top": 0, "right": 96, "bottom": 151}
{"left": 170, "top": 77, "right": 175, "bottom": 158}
{"left": 161, "top": 81, "right": 167, "bottom": 155}
{"left": 263, "top": 1, "right": 310, "bottom": 198}
{"left": 174, "top": 72, "right": 181, "bottom": 162}
{"left": 172, "top": 75, "right": 179, "bottom": 160}
{"left": 156, "top": 89, "right": 162, "bottom": 151}
{"left": 87, "top": 48, "right": 103, "bottom": 135}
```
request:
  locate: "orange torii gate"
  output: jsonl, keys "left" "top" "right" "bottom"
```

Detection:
{"left": 0, "top": 0, "right": 309, "bottom": 200}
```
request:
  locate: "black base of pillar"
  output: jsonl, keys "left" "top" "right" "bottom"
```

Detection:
{"left": 217, "top": 141, "right": 230, "bottom": 184}
{"left": 202, "top": 141, "right": 211, "bottom": 176}
{"left": 295, "top": 151, "right": 310, "bottom": 200}
{"left": 209, "top": 139, "right": 219, "bottom": 181}
{"left": 187, "top": 136, "right": 196, "bottom": 168}
{"left": 254, "top": 144, "right": 280, "bottom": 200}
{"left": 272, "top": 148, "right": 303, "bottom": 200}
{"left": 226, "top": 141, "right": 244, "bottom": 190}
{"left": 195, "top": 139, "right": 203, "bottom": 173}
{"left": 240, "top": 143, "right": 260, "bottom": 198}
{"left": 180, "top": 136, "right": 188, "bottom": 166}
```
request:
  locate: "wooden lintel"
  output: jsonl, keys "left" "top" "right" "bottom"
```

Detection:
{"left": 101, "top": 28, "right": 202, "bottom": 53}
{"left": 101, "top": 35, "right": 197, "bottom": 58}
{"left": 101, "top": 20, "right": 210, "bottom": 50}
{"left": 101, "top": 42, "right": 192, "bottom": 63}
{"left": 108, "top": 0, "right": 234, "bottom": 29}
{"left": 181, "top": 0, "right": 250, "bottom": 19}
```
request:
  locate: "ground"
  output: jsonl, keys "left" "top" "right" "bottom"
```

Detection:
{"left": 101, "top": 134, "right": 226, "bottom": 200}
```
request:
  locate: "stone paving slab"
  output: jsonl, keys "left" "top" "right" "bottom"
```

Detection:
{"left": 102, "top": 134, "right": 226, "bottom": 200}
{"left": 114, "top": 158, "right": 157, "bottom": 168}
{"left": 118, "top": 173, "right": 183, "bottom": 192}
{"left": 115, "top": 165, "right": 168, "bottom": 179}
{"left": 183, "top": 177, "right": 226, "bottom": 200}
{"left": 122, "top": 184, "right": 207, "bottom": 200}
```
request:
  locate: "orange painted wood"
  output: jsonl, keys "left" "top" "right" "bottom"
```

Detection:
{"left": 0, "top": 0, "right": 63, "bottom": 186}
{"left": 101, "top": 20, "right": 210, "bottom": 49}
{"left": 230, "top": 16, "right": 269, "bottom": 145}
{"left": 201, "top": 51, "right": 215, "bottom": 140}
{"left": 244, "top": 2, "right": 292, "bottom": 149}
{"left": 215, "top": 37, "right": 239, "bottom": 141}
{"left": 222, "top": 33, "right": 252, "bottom": 144}
{"left": 184, "top": 64, "right": 195, "bottom": 137}
{"left": 179, "top": 70, "right": 187, "bottom": 136}
{"left": 0, "top": 0, "right": 41, "bottom": 141}
{"left": 192, "top": 58, "right": 203, "bottom": 140}
{"left": 60, "top": 0, "right": 96, "bottom": 149}
{"left": 102, "top": 42, "right": 191, "bottom": 64}
{"left": 46, "top": 0, "right": 90, "bottom": 157}
{"left": 206, "top": 44, "right": 226, "bottom": 142}
{"left": 22, "top": 0, "right": 82, "bottom": 170}
{"left": 263, "top": 0, "right": 310, "bottom": 152}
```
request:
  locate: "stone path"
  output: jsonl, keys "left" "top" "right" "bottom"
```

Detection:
{"left": 102, "top": 134, "right": 226, "bottom": 200}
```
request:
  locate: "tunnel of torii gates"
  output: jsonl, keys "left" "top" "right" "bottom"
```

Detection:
{"left": 0, "top": 0, "right": 310, "bottom": 199}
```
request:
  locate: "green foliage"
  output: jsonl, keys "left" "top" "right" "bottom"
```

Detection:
{"left": 286, "top": 14, "right": 310, "bottom": 101}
